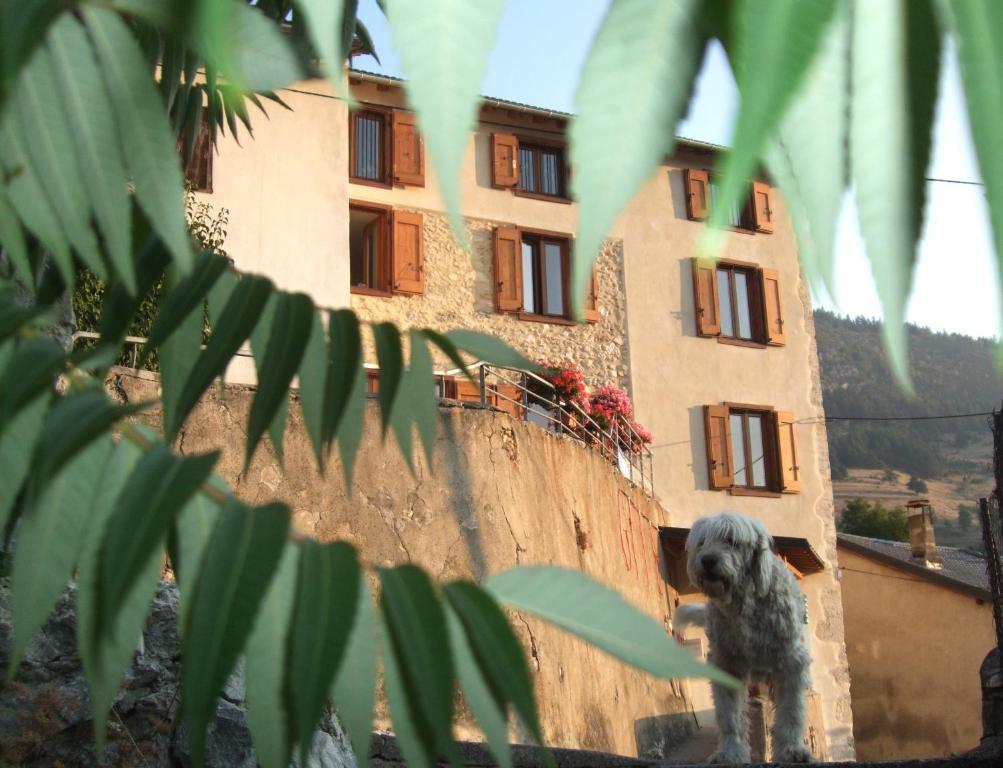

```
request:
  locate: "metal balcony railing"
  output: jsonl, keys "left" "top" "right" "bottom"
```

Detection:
{"left": 464, "top": 363, "right": 654, "bottom": 496}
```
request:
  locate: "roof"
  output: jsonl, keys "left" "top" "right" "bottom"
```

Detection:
{"left": 347, "top": 68, "right": 725, "bottom": 156}
{"left": 837, "top": 533, "right": 991, "bottom": 601}
{"left": 658, "top": 526, "right": 825, "bottom": 595}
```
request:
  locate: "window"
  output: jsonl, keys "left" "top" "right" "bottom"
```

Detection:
{"left": 349, "top": 107, "right": 424, "bottom": 187}
{"left": 491, "top": 133, "right": 568, "bottom": 200}
{"left": 349, "top": 202, "right": 425, "bottom": 296}
{"left": 704, "top": 404, "right": 800, "bottom": 494}
{"left": 692, "top": 258, "right": 785, "bottom": 346}
{"left": 492, "top": 227, "right": 598, "bottom": 323}
{"left": 683, "top": 168, "right": 774, "bottom": 233}
{"left": 178, "top": 113, "right": 212, "bottom": 192}
{"left": 518, "top": 143, "right": 565, "bottom": 197}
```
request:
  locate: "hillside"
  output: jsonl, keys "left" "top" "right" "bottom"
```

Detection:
{"left": 814, "top": 310, "right": 999, "bottom": 545}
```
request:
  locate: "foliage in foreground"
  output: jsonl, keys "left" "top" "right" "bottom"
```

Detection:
{"left": 0, "top": 6, "right": 738, "bottom": 765}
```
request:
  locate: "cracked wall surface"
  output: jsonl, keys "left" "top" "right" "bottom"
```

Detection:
{"left": 117, "top": 373, "right": 690, "bottom": 757}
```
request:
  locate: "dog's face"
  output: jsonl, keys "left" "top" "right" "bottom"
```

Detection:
{"left": 685, "top": 512, "right": 773, "bottom": 600}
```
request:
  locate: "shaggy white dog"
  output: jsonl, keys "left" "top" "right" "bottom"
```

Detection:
{"left": 676, "top": 512, "right": 813, "bottom": 764}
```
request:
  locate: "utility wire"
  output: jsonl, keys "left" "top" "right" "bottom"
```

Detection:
{"left": 925, "top": 176, "right": 985, "bottom": 187}
{"left": 818, "top": 411, "right": 995, "bottom": 423}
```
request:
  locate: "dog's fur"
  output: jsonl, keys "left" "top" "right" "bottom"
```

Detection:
{"left": 676, "top": 512, "right": 813, "bottom": 764}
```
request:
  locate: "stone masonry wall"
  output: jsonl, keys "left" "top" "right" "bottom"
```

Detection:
{"left": 352, "top": 211, "right": 629, "bottom": 389}
{"left": 116, "top": 372, "right": 695, "bottom": 759}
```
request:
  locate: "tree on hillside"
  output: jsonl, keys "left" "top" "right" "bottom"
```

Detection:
{"left": 908, "top": 475, "right": 929, "bottom": 494}
{"left": 838, "top": 499, "right": 909, "bottom": 542}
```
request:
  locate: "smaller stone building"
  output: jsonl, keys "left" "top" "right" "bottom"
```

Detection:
{"left": 838, "top": 506, "right": 996, "bottom": 760}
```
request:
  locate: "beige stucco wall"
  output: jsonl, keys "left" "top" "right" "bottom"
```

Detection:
{"left": 201, "top": 79, "right": 350, "bottom": 313}
{"left": 116, "top": 371, "right": 695, "bottom": 758}
{"left": 619, "top": 155, "right": 855, "bottom": 760}
{"left": 837, "top": 546, "right": 996, "bottom": 759}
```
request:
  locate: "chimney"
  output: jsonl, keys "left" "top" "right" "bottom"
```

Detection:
{"left": 906, "top": 499, "right": 941, "bottom": 567}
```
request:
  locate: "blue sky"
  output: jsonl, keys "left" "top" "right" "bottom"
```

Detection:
{"left": 356, "top": 0, "right": 1000, "bottom": 341}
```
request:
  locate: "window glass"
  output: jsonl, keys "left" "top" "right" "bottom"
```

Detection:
{"left": 349, "top": 206, "right": 385, "bottom": 290}
{"left": 730, "top": 413, "right": 747, "bottom": 486}
{"left": 709, "top": 181, "right": 746, "bottom": 228}
{"left": 541, "top": 150, "right": 560, "bottom": 196}
{"left": 519, "top": 147, "right": 536, "bottom": 192}
{"left": 543, "top": 242, "right": 564, "bottom": 316}
{"left": 734, "top": 271, "right": 753, "bottom": 339}
{"left": 521, "top": 240, "right": 537, "bottom": 314}
{"left": 354, "top": 113, "right": 383, "bottom": 181}
{"left": 748, "top": 414, "right": 767, "bottom": 487}
{"left": 717, "top": 269, "right": 734, "bottom": 337}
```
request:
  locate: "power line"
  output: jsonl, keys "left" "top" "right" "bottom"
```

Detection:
{"left": 819, "top": 411, "right": 994, "bottom": 423}
{"left": 926, "top": 176, "right": 985, "bottom": 187}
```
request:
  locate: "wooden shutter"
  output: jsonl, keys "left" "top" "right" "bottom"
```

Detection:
{"left": 491, "top": 133, "right": 519, "bottom": 188}
{"left": 691, "top": 257, "right": 720, "bottom": 336}
{"left": 493, "top": 227, "right": 523, "bottom": 311}
{"left": 775, "top": 411, "right": 800, "bottom": 493}
{"left": 584, "top": 265, "right": 599, "bottom": 323}
{"left": 391, "top": 210, "right": 424, "bottom": 294}
{"left": 392, "top": 110, "right": 424, "bottom": 187}
{"left": 751, "top": 181, "right": 774, "bottom": 233}
{"left": 493, "top": 384, "right": 523, "bottom": 418}
{"left": 684, "top": 168, "right": 710, "bottom": 220}
{"left": 704, "top": 405, "right": 733, "bottom": 490}
{"left": 760, "top": 268, "right": 785, "bottom": 345}
{"left": 454, "top": 379, "right": 485, "bottom": 404}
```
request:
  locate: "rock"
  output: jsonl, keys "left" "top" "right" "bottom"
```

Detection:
{"left": 0, "top": 578, "right": 356, "bottom": 767}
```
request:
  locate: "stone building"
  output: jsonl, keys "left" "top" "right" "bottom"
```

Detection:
{"left": 838, "top": 505, "right": 996, "bottom": 760}
{"left": 188, "top": 70, "right": 855, "bottom": 760}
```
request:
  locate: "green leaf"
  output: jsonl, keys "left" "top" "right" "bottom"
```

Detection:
{"left": 159, "top": 263, "right": 207, "bottom": 441}
{"left": 421, "top": 328, "right": 475, "bottom": 382}
{"left": 408, "top": 331, "right": 437, "bottom": 464}
{"left": 379, "top": 565, "right": 459, "bottom": 765}
{"left": 290, "top": 541, "right": 360, "bottom": 766}
{"left": 0, "top": 336, "right": 63, "bottom": 427}
{"left": 298, "top": 310, "right": 330, "bottom": 469}
{"left": 32, "top": 388, "right": 140, "bottom": 483}
{"left": 12, "top": 37, "right": 103, "bottom": 277}
{"left": 8, "top": 436, "right": 112, "bottom": 678}
{"left": 485, "top": 566, "right": 740, "bottom": 688}
{"left": 444, "top": 605, "right": 512, "bottom": 768}
{"left": 82, "top": 6, "right": 192, "bottom": 272}
{"left": 100, "top": 446, "right": 219, "bottom": 637}
{"left": 207, "top": 267, "right": 239, "bottom": 328}
{"left": 765, "top": 5, "right": 849, "bottom": 297}
{"left": 444, "top": 581, "right": 544, "bottom": 745}
{"left": 0, "top": 101, "right": 72, "bottom": 283}
{"left": 218, "top": 0, "right": 304, "bottom": 93}
{"left": 145, "top": 251, "right": 229, "bottom": 355}
{"left": 76, "top": 435, "right": 154, "bottom": 757}
{"left": 380, "top": 610, "right": 433, "bottom": 768}
{"left": 570, "top": 0, "right": 707, "bottom": 317}
{"left": 337, "top": 351, "right": 367, "bottom": 490}
{"left": 373, "top": 321, "right": 404, "bottom": 436}
{"left": 0, "top": 393, "right": 48, "bottom": 531}
{"left": 183, "top": 500, "right": 290, "bottom": 767}
{"left": 383, "top": 0, "right": 506, "bottom": 248}
{"left": 331, "top": 573, "right": 378, "bottom": 768}
{"left": 943, "top": 0, "right": 1003, "bottom": 346}
{"left": 47, "top": 14, "right": 134, "bottom": 293}
{"left": 245, "top": 545, "right": 296, "bottom": 768}
{"left": 0, "top": 0, "right": 62, "bottom": 101}
{"left": 445, "top": 329, "right": 534, "bottom": 370}
{"left": 709, "top": 0, "right": 837, "bottom": 239}
{"left": 0, "top": 190, "right": 31, "bottom": 284}
{"left": 297, "top": 0, "right": 348, "bottom": 95}
{"left": 168, "top": 274, "right": 272, "bottom": 439}
{"left": 246, "top": 292, "right": 313, "bottom": 469}
{"left": 849, "top": 0, "right": 942, "bottom": 389}
{"left": 173, "top": 478, "right": 226, "bottom": 634}
{"left": 246, "top": 542, "right": 299, "bottom": 768}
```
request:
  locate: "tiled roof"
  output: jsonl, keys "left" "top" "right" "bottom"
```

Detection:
{"left": 837, "top": 532, "right": 992, "bottom": 600}
{"left": 346, "top": 67, "right": 725, "bottom": 154}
